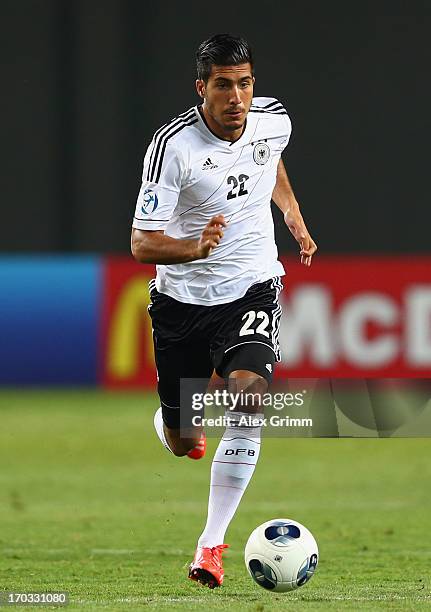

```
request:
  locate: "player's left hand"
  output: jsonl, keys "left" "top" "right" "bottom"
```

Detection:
{"left": 284, "top": 211, "right": 317, "bottom": 267}
{"left": 299, "top": 235, "right": 317, "bottom": 267}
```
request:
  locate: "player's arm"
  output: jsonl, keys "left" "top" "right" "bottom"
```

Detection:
{"left": 131, "top": 215, "right": 226, "bottom": 264}
{"left": 132, "top": 136, "right": 226, "bottom": 264}
{"left": 272, "top": 158, "right": 317, "bottom": 267}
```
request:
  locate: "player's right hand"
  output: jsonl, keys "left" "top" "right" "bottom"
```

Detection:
{"left": 196, "top": 215, "right": 227, "bottom": 259}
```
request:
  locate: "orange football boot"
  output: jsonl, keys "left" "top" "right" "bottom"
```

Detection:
{"left": 187, "top": 432, "right": 206, "bottom": 460}
{"left": 188, "top": 544, "right": 229, "bottom": 588}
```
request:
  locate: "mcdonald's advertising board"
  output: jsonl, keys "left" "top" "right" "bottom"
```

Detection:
{"left": 101, "top": 256, "right": 431, "bottom": 386}
{"left": 0, "top": 256, "right": 430, "bottom": 386}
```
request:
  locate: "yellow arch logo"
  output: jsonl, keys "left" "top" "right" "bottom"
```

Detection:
{"left": 107, "top": 276, "right": 154, "bottom": 379}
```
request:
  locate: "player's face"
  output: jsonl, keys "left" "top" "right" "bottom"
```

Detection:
{"left": 196, "top": 63, "right": 254, "bottom": 140}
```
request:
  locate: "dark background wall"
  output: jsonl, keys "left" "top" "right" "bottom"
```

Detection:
{"left": 2, "top": 0, "right": 430, "bottom": 254}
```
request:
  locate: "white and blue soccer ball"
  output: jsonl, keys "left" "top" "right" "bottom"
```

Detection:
{"left": 244, "top": 518, "right": 318, "bottom": 592}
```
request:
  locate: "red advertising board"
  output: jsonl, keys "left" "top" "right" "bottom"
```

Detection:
{"left": 275, "top": 256, "right": 431, "bottom": 378}
{"left": 100, "top": 256, "right": 431, "bottom": 387}
{"left": 100, "top": 257, "right": 157, "bottom": 388}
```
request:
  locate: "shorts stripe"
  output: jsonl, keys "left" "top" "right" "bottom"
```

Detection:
{"left": 161, "top": 400, "right": 180, "bottom": 409}
{"left": 270, "top": 277, "right": 283, "bottom": 361}
{"left": 148, "top": 279, "right": 157, "bottom": 313}
{"left": 224, "top": 340, "right": 277, "bottom": 356}
{"left": 272, "top": 305, "right": 282, "bottom": 361}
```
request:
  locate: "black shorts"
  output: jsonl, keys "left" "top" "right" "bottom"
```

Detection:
{"left": 148, "top": 277, "right": 283, "bottom": 428}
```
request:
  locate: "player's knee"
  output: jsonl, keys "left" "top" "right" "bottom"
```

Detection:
{"left": 228, "top": 369, "right": 268, "bottom": 412}
{"left": 229, "top": 369, "right": 268, "bottom": 391}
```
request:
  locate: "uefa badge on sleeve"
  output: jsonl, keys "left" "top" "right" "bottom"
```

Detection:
{"left": 141, "top": 189, "right": 159, "bottom": 215}
{"left": 253, "top": 142, "right": 270, "bottom": 165}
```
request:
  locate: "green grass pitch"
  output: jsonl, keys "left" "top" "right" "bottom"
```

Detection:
{"left": 0, "top": 390, "right": 430, "bottom": 610}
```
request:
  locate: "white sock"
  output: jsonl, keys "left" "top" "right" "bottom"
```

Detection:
{"left": 197, "top": 412, "right": 263, "bottom": 548}
{"left": 153, "top": 407, "right": 173, "bottom": 453}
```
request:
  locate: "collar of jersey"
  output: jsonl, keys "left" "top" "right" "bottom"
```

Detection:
{"left": 195, "top": 105, "right": 250, "bottom": 148}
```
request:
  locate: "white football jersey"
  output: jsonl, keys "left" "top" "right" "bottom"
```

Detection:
{"left": 132, "top": 97, "right": 292, "bottom": 305}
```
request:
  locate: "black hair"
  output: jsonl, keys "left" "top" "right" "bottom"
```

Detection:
{"left": 196, "top": 34, "right": 253, "bottom": 82}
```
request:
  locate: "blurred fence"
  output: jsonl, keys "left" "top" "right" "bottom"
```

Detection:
{"left": 0, "top": 255, "right": 430, "bottom": 386}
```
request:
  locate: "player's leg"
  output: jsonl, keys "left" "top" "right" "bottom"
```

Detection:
{"left": 163, "top": 369, "right": 225, "bottom": 456}
{"left": 153, "top": 406, "right": 204, "bottom": 457}
{"left": 181, "top": 370, "right": 225, "bottom": 459}
{"left": 148, "top": 285, "right": 213, "bottom": 457}
{"left": 195, "top": 355, "right": 270, "bottom": 538}
{"left": 190, "top": 278, "right": 282, "bottom": 587}
{"left": 190, "top": 350, "right": 273, "bottom": 587}
{"left": 153, "top": 341, "right": 213, "bottom": 457}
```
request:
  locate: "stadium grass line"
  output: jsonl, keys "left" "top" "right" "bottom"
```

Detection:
{"left": 0, "top": 390, "right": 430, "bottom": 610}
{"left": 65, "top": 595, "right": 431, "bottom": 612}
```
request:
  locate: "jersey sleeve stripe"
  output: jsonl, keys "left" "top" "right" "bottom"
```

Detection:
{"left": 258, "top": 104, "right": 284, "bottom": 112}
{"left": 152, "top": 118, "right": 198, "bottom": 184}
{"left": 250, "top": 98, "right": 288, "bottom": 115}
{"left": 146, "top": 108, "right": 195, "bottom": 181}
{"left": 133, "top": 216, "right": 171, "bottom": 222}
{"left": 249, "top": 107, "right": 287, "bottom": 115}
{"left": 147, "top": 109, "right": 196, "bottom": 182}
{"left": 145, "top": 141, "right": 157, "bottom": 182}
{"left": 148, "top": 114, "right": 196, "bottom": 183}
{"left": 251, "top": 100, "right": 283, "bottom": 110}
{"left": 147, "top": 110, "right": 195, "bottom": 182}
{"left": 264, "top": 100, "right": 282, "bottom": 109}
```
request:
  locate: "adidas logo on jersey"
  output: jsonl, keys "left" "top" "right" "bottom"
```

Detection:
{"left": 265, "top": 363, "right": 272, "bottom": 373}
{"left": 202, "top": 157, "right": 218, "bottom": 170}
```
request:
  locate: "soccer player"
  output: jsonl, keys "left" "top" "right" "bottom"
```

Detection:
{"left": 131, "top": 34, "right": 317, "bottom": 589}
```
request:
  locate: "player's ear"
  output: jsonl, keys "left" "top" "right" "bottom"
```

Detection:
{"left": 196, "top": 79, "right": 206, "bottom": 99}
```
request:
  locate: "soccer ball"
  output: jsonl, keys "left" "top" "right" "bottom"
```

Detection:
{"left": 244, "top": 518, "right": 318, "bottom": 592}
